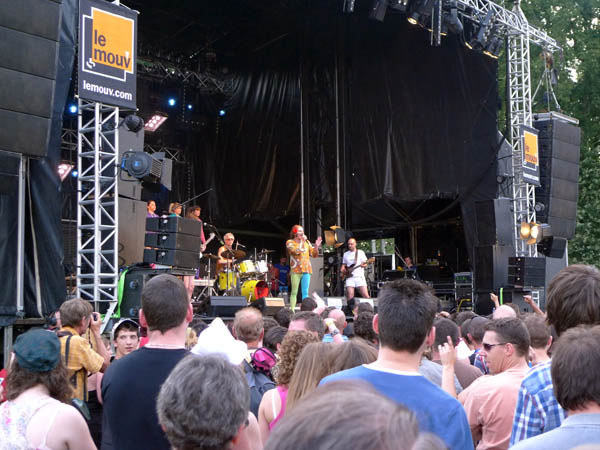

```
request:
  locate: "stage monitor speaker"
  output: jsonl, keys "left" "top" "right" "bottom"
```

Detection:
{"left": 508, "top": 257, "right": 546, "bottom": 288}
{"left": 260, "top": 297, "right": 285, "bottom": 316}
{"left": 157, "top": 216, "right": 202, "bottom": 235}
{"left": 209, "top": 296, "right": 247, "bottom": 318}
{"left": 538, "top": 236, "right": 567, "bottom": 259}
{"left": 474, "top": 245, "right": 514, "bottom": 292}
{"left": 475, "top": 198, "right": 513, "bottom": 246}
{"left": 0, "top": 0, "right": 62, "bottom": 157}
{"left": 118, "top": 198, "right": 146, "bottom": 266}
{"left": 534, "top": 118, "right": 581, "bottom": 239}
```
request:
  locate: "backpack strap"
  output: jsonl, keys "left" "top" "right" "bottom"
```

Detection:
{"left": 57, "top": 331, "right": 87, "bottom": 401}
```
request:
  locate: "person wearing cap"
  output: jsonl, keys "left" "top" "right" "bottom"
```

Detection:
{"left": 57, "top": 298, "right": 111, "bottom": 402}
{"left": 101, "top": 274, "right": 192, "bottom": 450}
{"left": 0, "top": 329, "right": 96, "bottom": 449}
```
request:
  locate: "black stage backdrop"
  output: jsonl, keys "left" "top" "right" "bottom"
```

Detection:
{"left": 0, "top": 0, "right": 76, "bottom": 325}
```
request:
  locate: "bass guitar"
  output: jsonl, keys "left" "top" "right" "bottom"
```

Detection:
{"left": 341, "top": 257, "right": 375, "bottom": 280}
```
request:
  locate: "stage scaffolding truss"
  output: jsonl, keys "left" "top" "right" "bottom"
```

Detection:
{"left": 76, "top": 100, "right": 120, "bottom": 332}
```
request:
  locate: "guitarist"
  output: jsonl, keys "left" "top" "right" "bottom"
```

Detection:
{"left": 341, "top": 238, "right": 370, "bottom": 314}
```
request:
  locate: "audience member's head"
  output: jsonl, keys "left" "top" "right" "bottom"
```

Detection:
{"left": 274, "top": 307, "right": 294, "bottom": 328}
{"left": 523, "top": 314, "right": 551, "bottom": 350}
{"left": 455, "top": 311, "right": 476, "bottom": 328}
{"left": 233, "top": 307, "right": 264, "bottom": 346}
{"left": 141, "top": 274, "right": 191, "bottom": 333}
{"left": 190, "top": 316, "right": 209, "bottom": 336}
{"left": 329, "top": 339, "right": 377, "bottom": 374}
{"left": 551, "top": 325, "right": 600, "bottom": 413}
{"left": 353, "top": 301, "right": 374, "bottom": 318}
{"left": 286, "top": 342, "right": 335, "bottom": 411}
{"left": 185, "top": 327, "right": 198, "bottom": 350}
{"left": 265, "top": 380, "right": 446, "bottom": 450}
{"left": 111, "top": 318, "right": 140, "bottom": 359}
{"left": 262, "top": 317, "right": 279, "bottom": 334}
{"left": 467, "top": 316, "right": 490, "bottom": 346}
{"left": 375, "top": 280, "right": 438, "bottom": 353}
{"left": 320, "top": 306, "right": 336, "bottom": 320}
{"left": 481, "top": 318, "right": 530, "bottom": 374}
{"left": 275, "top": 330, "right": 319, "bottom": 386}
{"left": 354, "top": 311, "right": 377, "bottom": 344}
{"left": 157, "top": 354, "right": 249, "bottom": 450}
{"left": 264, "top": 326, "right": 288, "bottom": 354}
{"left": 546, "top": 264, "right": 600, "bottom": 336}
{"left": 433, "top": 318, "right": 460, "bottom": 350}
{"left": 328, "top": 309, "right": 347, "bottom": 332}
{"left": 6, "top": 329, "right": 72, "bottom": 404}
{"left": 289, "top": 312, "right": 325, "bottom": 340}
{"left": 300, "top": 297, "right": 317, "bottom": 312}
{"left": 59, "top": 298, "right": 93, "bottom": 330}
{"left": 493, "top": 304, "right": 518, "bottom": 319}
{"left": 460, "top": 318, "right": 474, "bottom": 346}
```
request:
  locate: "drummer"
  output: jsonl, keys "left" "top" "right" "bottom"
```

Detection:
{"left": 216, "top": 233, "right": 237, "bottom": 274}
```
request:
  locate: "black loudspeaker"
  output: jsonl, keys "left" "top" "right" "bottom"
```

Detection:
{"left": 475, "top": 198, "right": 513, "bottom": 246}
{"left": 262, "top": 297, "right": 285, "bottom": 316}
{"left": 118, "top": 198, "right": 146, "bottom": 266}
{"left": 120, "top": 268, "right": 167, "bottom": 318}
{"left": 146, "top": 249, "right": 199, "bottom": 268}
{"left": 209, "top": 296, "right": 247, "bottom": 318}
{"left": 0, "top": 0, "right": 62, "bottom": 157}
{"left": 0, "top": 152, "right": 20, "bottom": 195}
{"left": 157, "top": 216, "right": 202, "bottom": 235}
{"left": 155, "top": 233, "right": 202, "bottom": 252}
{"left": 538, "top": 236, "right": 567, "bottom": 259}
{"left": 508, "top": 257, "right": 546, "bottom": 288}
{"left": 474, "top": 245, "right": 514, "bottom": 292}
{"left": 534, "top": 118, "right": 581, "bottom": 239}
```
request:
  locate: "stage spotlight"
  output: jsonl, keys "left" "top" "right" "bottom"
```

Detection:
{"left": 187, "top": 104, "right": 193, "bottom": 110}
{"left": 57, "top": 163, "right": 73, "bottom": 181}
{"left": 219, "top": 109, "right": 226, "bottom": 116}
{"left": 144, "top": 114, "right": 168, "bottom": 132}
{"left": 520, "top": 222, "right": 547, "bottom": 245}
{"left": 390, "top": 0, "right": 410, "bottom": 12}
{"left": 483, "top": 36, "right": 503, "bottom": 59}
{"left": 121, "top": 151, "right": 162, "bottom": 184}
{"left": 71, "top": 170, "right": 78, "bottom": 178}
{"left": 369, "top": 0, "right": 389, "bottom": 22}
{"left": 407, "top": 0, "right": 436, "bottom": 26}
{"left": 168, "top": 98, "right": 176, "bottom": 107}
{"left": 324, "top": 225, "right": 347, "bottom": 248}
{"left": 343, "top": 0, "right": 356, "bottom": 13}
{"left": 68, "top": 104, "right": 78, "bottom": 114}
{"left": 123, "top": 114, "right": 144, "bottom": 133}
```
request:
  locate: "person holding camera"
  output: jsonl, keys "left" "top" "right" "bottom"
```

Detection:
{"left": 57, "top": 298, "right": 111, "bottom": 403}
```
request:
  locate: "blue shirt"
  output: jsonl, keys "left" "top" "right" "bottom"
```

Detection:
{"left": 510, "top": 360, "right": 566, "bottom": 446}
{"left": 274, "top": 264, "right": 290, "bottom": 285}
{"left": 511, "top": 413, "right": 600, "bottom": 450}
{"left": 322, "top": 333, "right": 349, "bottom": 343}
{"left": 321, "top": 365, "right": 473, "bottom": 450}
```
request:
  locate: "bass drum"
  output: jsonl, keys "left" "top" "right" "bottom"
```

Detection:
{"left": 241, "top": 280, "right": 269, "bottom": 302}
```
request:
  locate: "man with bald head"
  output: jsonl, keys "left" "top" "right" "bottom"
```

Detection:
{"left": 323, "top": 309, "right": 348, "bottom": 343}
{"left": 341, "top": 238, "right": 370, "bottom": 314}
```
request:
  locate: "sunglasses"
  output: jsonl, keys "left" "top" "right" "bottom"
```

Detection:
{"left": 482, "top": 342, "right": 508, "bottom": 351}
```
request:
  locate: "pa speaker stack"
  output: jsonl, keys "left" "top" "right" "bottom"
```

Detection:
{"left": 144, "top": 216, "right": 202, "bottom": 268}
{"left": 534, "top": 114, "right": 581, "bottom": 259}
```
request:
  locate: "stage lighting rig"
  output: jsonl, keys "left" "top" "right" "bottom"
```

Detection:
{"left": 483, "top": 35, "right": 503, "bottom": 59}
{"left": 519, "top": 222, "right": 552, "bottom": 245}
{"left": 121, "top": 151, "right": 162, "bottom": 184}
{"left": 144, "top": 114, "right": 168, "bottom": 132}
{"left": 123, "top": 114, "right": 144, "bottom": 133}
{"left": 369, "top": 0, "right": 389, "bottom": 22}
{"left": 442, "top": 1, "right": 463, "bottom": 34}
{"left": 324, "top": 226, "right": 347, "bottom": 248}
{"left": 407, "top": 0, "right": 437, "bottom": 27}
{"left": 390, "top": 0, "right": 410, "bottom": 12}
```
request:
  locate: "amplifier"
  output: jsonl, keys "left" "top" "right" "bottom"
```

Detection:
{"left": 156, "top": 233, "right": 202, "bottom": 252}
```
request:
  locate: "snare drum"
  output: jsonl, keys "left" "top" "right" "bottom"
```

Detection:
{"left": 241, "top": 280, "right": 269, "bottom": 302}
{"left": 238, "top": 260, "right": 256, "bottom": 276}
{"left": 218, "top": 271, "right": 239, "bottom": 290}
{"left": 254, "top": 260, "right": 268, "bottom": 274}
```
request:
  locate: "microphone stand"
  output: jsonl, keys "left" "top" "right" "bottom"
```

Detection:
{"left": 181, "top": 188, "right": 213, "bottom": 210}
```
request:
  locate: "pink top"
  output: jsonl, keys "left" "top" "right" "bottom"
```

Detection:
{"left": 268, "top": 385, "right": 288, "bottom": 430}
{"left": 459, "top": 367, "right": 529, "bottom": 450}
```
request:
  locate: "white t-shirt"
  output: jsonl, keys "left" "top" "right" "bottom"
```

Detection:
{"left": 343, "top": 249, "right": 368, "bottom": 279}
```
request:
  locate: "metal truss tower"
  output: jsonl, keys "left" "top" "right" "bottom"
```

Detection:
{"left": 76, "top": 99, "right": 120, "bottom": 329}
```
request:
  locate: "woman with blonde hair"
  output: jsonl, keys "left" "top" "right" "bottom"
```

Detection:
{"left": 286, "top": 342, "right": 335, "bottom": 411}
{"left": 257, "top": 330, "right": 318, "bottom": 442}
{"left": 168, "top": 202, "right": 182, "bottom": 216}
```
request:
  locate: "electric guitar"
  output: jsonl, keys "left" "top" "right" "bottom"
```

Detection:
{"left": 199, "top": 232, "right": 216, "bottom": 259}
{"left": 341, "top": 257, "right": 375, "bottom": 280}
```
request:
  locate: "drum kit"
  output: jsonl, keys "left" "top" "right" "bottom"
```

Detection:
{"left": 201, "top": 248, "right": 276, "bottom": 303}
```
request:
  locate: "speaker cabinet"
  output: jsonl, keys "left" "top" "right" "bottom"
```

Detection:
{"left": 118, "top": 198, "right": 146, "bottom": 266}
{"left": 508, "top": 257, "right": 546, "bottom": 288}
{"left": 534, "top": 118, "right": 581, "bottom": 239}
{"left": 0, "top": 0, "right": 62, "bottom": 157}
{"left": 475, "top": 198, "right": 513, "bottom": 246}
{"left": 474, "top": 245, "right": 514, "bottom": 292}
{"left": 120, "top": 268, "right": 167, "bottom": 318}
{"left": 209, "top": 296, "right": 247, "bottom": 318}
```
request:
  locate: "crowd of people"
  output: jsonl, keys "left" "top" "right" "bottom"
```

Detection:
{"left": 1, "top": 264, "right": 600, "bottom": 450}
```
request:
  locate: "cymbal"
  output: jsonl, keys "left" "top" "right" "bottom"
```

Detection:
{"left": 233, "top": 249, "right": 246, "bottom": 259}
{"left": 202, "top": 253, "right": 220, "bottom": 260}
